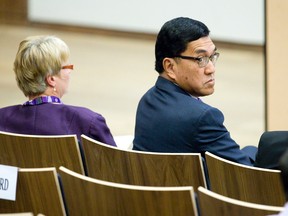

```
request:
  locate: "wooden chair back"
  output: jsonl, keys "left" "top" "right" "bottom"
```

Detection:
{"left": 205, "top": 151, "right": 286, "bottom": 206}
{"left": 197, "top": 186, "right": 283, "bottom": 216}
{"left": 81, "top": 135, "right": 207, "bottom": 188}
{"left": 0, "top": 167, "right": 66, "bottom": 215}
{"left": 0, "top": 131, "right": 85, "bottom": 174}
{"left": 59, "top": 166, "right": 199, "bottom": 216}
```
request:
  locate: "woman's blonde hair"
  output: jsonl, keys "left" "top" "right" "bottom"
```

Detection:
{"left": 14, "top": 35, "right": 70, "bottom": 97}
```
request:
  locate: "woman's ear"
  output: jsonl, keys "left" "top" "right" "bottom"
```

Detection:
{"left": 46, "top": 75, "right": 56, "bottom": 87}
{"left": 163, "top": 57, "right": 177, "bottom": 80}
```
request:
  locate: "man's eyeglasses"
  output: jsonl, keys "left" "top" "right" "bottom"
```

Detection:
{"left": 61, "top": 64, "right": 74, "bottom": 70}
{"left": 173, "top": 52, "right": 220, "bottom": 68}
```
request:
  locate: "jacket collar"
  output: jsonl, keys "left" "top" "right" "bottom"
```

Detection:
{"left": 155, "top": 76, "right": 190, "bottom": 96}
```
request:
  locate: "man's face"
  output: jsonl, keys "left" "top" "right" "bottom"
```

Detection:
{"left": 165, "top": 36, "right": 217, "bottom": 97}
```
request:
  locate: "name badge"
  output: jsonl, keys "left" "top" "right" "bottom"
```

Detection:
{"left": 0, "top": 164, "right": 18, "bottom": 201}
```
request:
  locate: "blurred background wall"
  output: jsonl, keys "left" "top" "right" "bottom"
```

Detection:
{"left": 28, "top": 0, "right": 264, "bottom": 45}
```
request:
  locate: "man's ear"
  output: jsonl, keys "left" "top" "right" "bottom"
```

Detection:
{"left": 46, "top": 75, "right": 56, "bottom": 87}
{"left": 163, "top": 57, "right": 177, "bottom": 80}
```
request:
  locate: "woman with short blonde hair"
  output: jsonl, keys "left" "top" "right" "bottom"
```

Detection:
{"left": 0, "top": 35, "right": 116, "bottom": 147}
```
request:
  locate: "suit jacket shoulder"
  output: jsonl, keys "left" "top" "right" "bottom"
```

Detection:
{"left": 254, "top": 131, "right": 288, "bottom": 169}
{"left": 133, "top": 76, "right": 252, "bottom": 165}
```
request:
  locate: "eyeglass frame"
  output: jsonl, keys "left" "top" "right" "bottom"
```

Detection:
{"left": 61, "top": 64, "right": 74, "bottom": 70}
{"left": 173, "top": 52, "right": 220, "bottom": 68}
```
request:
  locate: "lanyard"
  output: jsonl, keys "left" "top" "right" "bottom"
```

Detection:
{"left": 23, "top": 96, "right": 62, "bottom": 106}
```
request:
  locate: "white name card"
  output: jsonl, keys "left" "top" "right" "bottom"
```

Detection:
{"left": 0, "top": 164, "right": 18, "bottom": 201}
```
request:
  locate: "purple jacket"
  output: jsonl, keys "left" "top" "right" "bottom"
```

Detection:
{"left": 0, "top": 103, "right": 116, "bottom": 146}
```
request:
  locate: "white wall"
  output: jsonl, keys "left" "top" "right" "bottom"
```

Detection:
{"left": 28, "top": 0, "right": 264, "bottom": 45}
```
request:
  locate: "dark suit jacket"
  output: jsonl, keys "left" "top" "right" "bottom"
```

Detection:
{"left": 133, "top": 76, "right": 253, "bottom": 166}
{"left": 254, "top": 131, "right": 288, "bottom": 169}
{"left": 0, "top": 103, "right": 116, "bottom": 146}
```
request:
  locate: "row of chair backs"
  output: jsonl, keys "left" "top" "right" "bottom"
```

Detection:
{"left": 1, "top": 166, "right": 283, "bottom": 216}
{"left": 0, "top": 131, "right": 85, "bottom": 174}
{"left": 0, "top": 166, "right": 198, "bottom": 216}
{"left": 81, "top": 135, "right": 207, "bottom": 188}
{"left": 205, "top": 151, "right": 286, "bottom": 206}
{"left": 0, "top": 131, "right": 285, "bottom": 210}
{"left": 0, "top": 131, "right": 206, "bottom": 189}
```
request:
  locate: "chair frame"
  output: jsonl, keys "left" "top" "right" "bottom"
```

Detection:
{"left": 0, "top": 167, "right": 66, "bottom": 215}
{"left": 81, "top": 134, "right": 207, "bottom": 188}
{"left": 59, "top": 166, "right": 199, "bottom": 216}
{"left": 0, "top": 130, "right": 85, "bottom": 174}
{"left": 197, "top": 186, "right": 284, "bottom": 216}
{"left": 205, "top": 151, "right": 286, "bottom": 206}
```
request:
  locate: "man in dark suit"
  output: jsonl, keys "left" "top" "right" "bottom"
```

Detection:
{"left": 254, "top": 131, "right": 288, "bottom": 169}
{"left": 133, "top": 17, "right": 256, "bottom": 166}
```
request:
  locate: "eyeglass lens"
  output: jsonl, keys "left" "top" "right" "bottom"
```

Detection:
{"left": 200, "top": 53, "right": 219, "bottom": 67}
